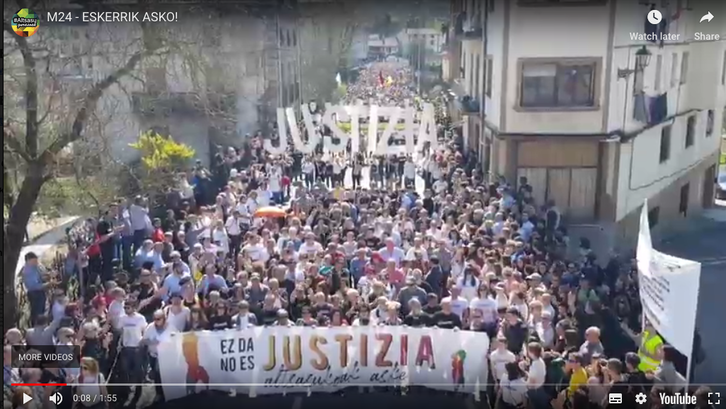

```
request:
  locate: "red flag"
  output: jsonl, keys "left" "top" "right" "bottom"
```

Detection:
{"left": 378, "top": 71, "right": 384, "bottom": 86}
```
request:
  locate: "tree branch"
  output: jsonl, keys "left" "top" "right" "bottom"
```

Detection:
{"left": 42, "top": 49, "right": 145, "bottom": 161}
{"left": 3, "top": 124, "right": 33, "bottom": 162}
{"left": 5, "top": 24, "right": 40, "bottom": 159}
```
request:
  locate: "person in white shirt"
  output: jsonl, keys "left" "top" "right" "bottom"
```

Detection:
{"left": 525, "top": 342, "right": 549, "bottom": 408}
{"left": 142, "top": 310, "right": 176, "bottom": 398}
{"left": 378, "top": 238, "right": 405, "bottom": 267}
{"left": 403, "top": 156, "right": 416, "bottom": 188}
{"left": 107, "top": 288, "right": 126, "bottom": 330}
{"left": 211, "top": 220, "right": 229, "bottom": 255}
{"left": 245, "top": 192, "right": 259, "bottom": 216}
{"left": 525, "top": 342, "right": 546, "bottom": 389}
{"left": 499, "top": 362, "right": 528, "bottom": 407}
{"left": 164, "top": 293, "right": 190, "bottom": 332}
{"left": 456, "top": 267, "right": 480, "bottom": 302}
{"left": 469, "top": 284, "right": 498, "bottom": 335}
{"left": 75, "top": 357, "right": 110, "bottom": 406}
{"left": 302, "top": 157, "right": 316, "bottom": 189}
{"left": 117, "top": 302, "right": 147, "bottom": 384}
{"left": 298, "top": 233, "right": 323, "bottom": 257}
{"left": 489, "top": 337, "right": 517, "bottom": 384}
{"left": 242, "top": 234, "right": 269, "bottom": 263}
{"left": 433, "top": 178, "right": 448, "bottom": 195}
{"left": 268, "top": 166, "right": 283, "bottom": 205}
{"left": 441, "top": 286, "right": 469, "bottom": 321}
{"left": 256, "top": 184, "right": 272, "bottom": 207}
{"left": 226, "top": 210, "right": 243, "bottom": 258}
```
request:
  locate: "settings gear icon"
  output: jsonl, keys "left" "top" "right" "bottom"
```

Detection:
{"left": 635, "top": 392, "right": 648, "bottom": 405}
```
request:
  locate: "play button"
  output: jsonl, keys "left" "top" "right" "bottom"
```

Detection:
{"left": 22, "top": 393, "right": 33, "bottom": 404}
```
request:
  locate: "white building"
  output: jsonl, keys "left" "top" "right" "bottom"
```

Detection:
{"left": 401, "top": 28, "right": 445, "bottom": 54}
{"left": 367, "top": 35, "right": 400, "bottom": 58}
{"left": 445, "top": 0, "right": 726, "bottom": 243}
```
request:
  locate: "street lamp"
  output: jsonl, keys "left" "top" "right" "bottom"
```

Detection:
{"left": 618, "top": 46, "right": 652, "bottom": 79}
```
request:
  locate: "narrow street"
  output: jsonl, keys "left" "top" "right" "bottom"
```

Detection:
{"left": 657, "top": 207, "right": 726, "bottom": 393}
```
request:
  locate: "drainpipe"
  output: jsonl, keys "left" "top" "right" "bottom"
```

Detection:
{"left": 480, "top": 0, "right": 490, "bottom": 175}
{"left": 276, "top": 13, "right": 283, "bottom": 107}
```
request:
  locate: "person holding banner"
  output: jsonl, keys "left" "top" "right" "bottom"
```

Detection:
{"left": 637, "top": 322, "right": 664, "bottom": 373}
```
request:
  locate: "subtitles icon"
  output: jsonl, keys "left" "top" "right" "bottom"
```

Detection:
{"left": 609, "top": 393, "right": 623, "bottom": 404}
{"left": 647, "top": 9, "right": 663, "bottom": 25}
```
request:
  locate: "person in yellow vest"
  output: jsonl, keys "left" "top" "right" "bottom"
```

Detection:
{"left": 638, "top": 323, "right": 664, "bottom": 372}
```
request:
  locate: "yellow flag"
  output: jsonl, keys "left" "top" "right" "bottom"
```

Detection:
{"left": 385, "top": 76, "right": 394, "bottom": 86}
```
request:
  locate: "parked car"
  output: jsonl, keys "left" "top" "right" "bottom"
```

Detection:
{"left": 717, "top": 173, "right": 726, "bottom": 199}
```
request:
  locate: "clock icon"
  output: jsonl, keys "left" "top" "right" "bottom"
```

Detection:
{"left": 647, "top": 9, "right": 663, "bottom": 25}
{"left": 708, "top": 391, "right": 721, "bottom": 406}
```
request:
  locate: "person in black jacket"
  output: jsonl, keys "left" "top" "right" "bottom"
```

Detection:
{"left": 502, "top": 307, "right": 529, "bottom": 356}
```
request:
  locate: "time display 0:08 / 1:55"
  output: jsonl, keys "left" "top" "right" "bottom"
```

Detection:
{"left": 73, "top": 394, "right": 118, "bottom": 403}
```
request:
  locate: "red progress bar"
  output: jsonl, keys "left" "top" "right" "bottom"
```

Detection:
{"left": 11, "top": 383, "right": 67, "bottom": 386}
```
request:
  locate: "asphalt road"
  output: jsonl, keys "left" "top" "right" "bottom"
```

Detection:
{"left": 657, "top": 214, "right": 726, "bottom": 394}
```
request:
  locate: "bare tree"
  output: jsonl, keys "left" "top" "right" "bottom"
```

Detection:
{"left": 2, "top": 0, "right": 172, "bottom": 329}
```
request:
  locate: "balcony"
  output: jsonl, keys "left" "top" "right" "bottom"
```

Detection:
{"left": 453, "top": 12, "right": 482, "bottom": 40}
{"left": 131, "top": 92, "right": 236, "bottom": 117}
{"left": 457, "top": 95, "right": 480, "bottom": 114}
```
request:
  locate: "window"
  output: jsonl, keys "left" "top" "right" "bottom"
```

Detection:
{"left": 292, "top": 30, "right": 297, "bottom": 47}
{"left": 520, "top": 60, "right": 596, "bottom": 108}
{"left": 659, "top": 125, "right": 671, "bottom": 163}
{"left": 670, "top": 53, "right": 678, "bottom": 87}
{"left": 685, "top": 115, "right": 695, "bottom": 148}
{"left": 430, "top": 39, "right": 435, "bottom": 46}
{"left": 721, "top": 50, "right": 726, "bottom": 85}
{"left": 680, "top": 51, "right": 689, "bottom": 85}
{"left": 279, "top": 29, "right": 284, "bottom": 46}
{"left": 485, "top": 56, "right": 493, "bottom": 97}
{"left": 654, "top": 54, "right": 663, "bottom": 91}
{"left": 706, "top": 109, "right": 714, "bottom": 137}
{"left": 679, "top": 183, "right": 690, "bottom": 216}
{"left": 648, "top": 206, "right": 660, "bottom": 228}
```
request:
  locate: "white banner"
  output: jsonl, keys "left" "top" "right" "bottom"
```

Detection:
{"left": 158, "top": 326, "right": 489, "bottom": 400}
{"left": 636, "top": 200, "right": 700, "bottom": 360}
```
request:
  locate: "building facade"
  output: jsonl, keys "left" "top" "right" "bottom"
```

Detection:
{"left": 445, "top": 0, "right": 726, "bottom": 244}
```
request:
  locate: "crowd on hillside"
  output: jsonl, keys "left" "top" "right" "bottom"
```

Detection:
{"left": 4, "top": 62, "right": 714, "bottom": 409}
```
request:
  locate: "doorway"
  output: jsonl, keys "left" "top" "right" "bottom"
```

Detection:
{"left": 702, "top": 164, "right": 715, "bottom": 208}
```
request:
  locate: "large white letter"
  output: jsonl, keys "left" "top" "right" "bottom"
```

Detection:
{"left": 265, "top": 108, "right": 290, "bottom": 155}
{"left": 375, "top": 106, "right": 401, "bottom": 156}
{"left": 322, "top": 103, "right": 350, "bottom": 154}
{"left": 286, "top": 105, "right": 319, "bottom": 155}
{"left": 402, "top": 101, "right": 416, "bottom": 155}
{"left": 417, "top": 103, "right": 438, "bottom": 153}
{"left": 367, "top": 104, "right": 379, "bottom": 155}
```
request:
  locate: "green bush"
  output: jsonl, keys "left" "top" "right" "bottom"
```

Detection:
{"left": 720, "top": 153, "right": 726, "bottom": 165}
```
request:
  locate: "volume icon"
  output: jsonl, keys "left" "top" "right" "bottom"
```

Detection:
{"left": 49, "top": 392, "right": 63, "bottom": 405}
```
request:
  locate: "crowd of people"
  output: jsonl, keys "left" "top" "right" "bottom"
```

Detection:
{"left": 4, "top": 62, "right": 715, "bottom": 409}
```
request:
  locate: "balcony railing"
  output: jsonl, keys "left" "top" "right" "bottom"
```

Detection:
{"left": 453, "top": 12, "right": 483, "bottom": 40}
{"left": 131, "top": 92, "right": 236, "bottom": 117}
{"left": 457, "top": 95, "right": 480, "bottom": 114}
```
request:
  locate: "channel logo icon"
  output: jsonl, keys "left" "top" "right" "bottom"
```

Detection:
{"left": 609, "top": 393, "right": 623, "bottom": 404}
